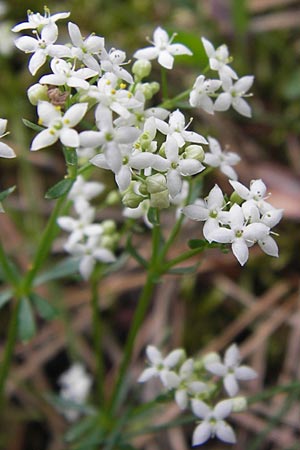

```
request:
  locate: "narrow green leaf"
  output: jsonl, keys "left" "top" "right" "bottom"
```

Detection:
{"left": 22, "top": 118, "right": 44, "bottom": 132}
{"left": 34, "top": 257, "right": 79, "bottom": 285}
{"left": 168, "top": 265, "right": 198, "bottom": 275}
{"left": 147, "top": 207, "right": 159, "bottom": 226}
{"left": 65, "top": 414, "right": 100, "bottom": 443}
{"left": 45, "top": 178, "right": 74, "bottom": 199}
{"left": 30, "top": 293, "right": 58, "bottom": 321}
{"left": 188, "top": 239, "right": 209, "bottom": 250}
{"left": 0, "top": 185, "right": 16, "bottom": 202}
{"left": 0, "top": 289, "right": 12, "bottom": 309}
{"left": 64, "top": 147, "right": 78, "bottom": 166}
{"left": 18, "top": 297, "right": 36, "bottom": 342}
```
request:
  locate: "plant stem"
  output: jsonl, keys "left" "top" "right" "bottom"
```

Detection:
{"left": 0, "top": 297, "right": 20, "bottom": 412}
{"left": 109, "top": 209, "right": 163, "bottom": 413}
{"left": 21, "top": 194, "right": 66, "bottom": 295}
{"left": 90, "top": 269, "right": 105, "bottom": 406}
{"left": 109, "top": 269, "right": 158, "bottom": 414}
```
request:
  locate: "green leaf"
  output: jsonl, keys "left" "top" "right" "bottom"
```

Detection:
{"left": 167, "top": 265, "right": 198, "bottom": 275}
{"left": 65, "top": 414, "right": 100, "bottom": 443}
{"left": 0, "top": 289, "right": 12, "bottom": 309}
{"left": 45, "top": 393, "right": 95, "bottom": 416}
{"left": 64, "top": 147, "right": 78, "bottom": 166}
{"left": 22, "top": 118, "right": 44, "bottom": 132}
{"left": 188, "top": 239, "right": 210, "bottom": 250}
{"left": 18, "top": 297, "right": 36, "bottom": 342}
{"left": 126, "top": 236, "right": 148, "bottom": 268}
{"left": 45, "top": 178, "right": 74, "bottom": 199}
{"left": 0, "top": 185, "right": 16, "bottom": 202}
{"left": 147, "top": 207, "right": 159, "bottom": 226}
{"left": 30, "top": 293, "right": 58, "bottom": 320}
{"left": 34, "top": 257, "right": 79, "bottom": 285}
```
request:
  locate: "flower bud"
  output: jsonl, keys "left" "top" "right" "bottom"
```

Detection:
{"left": 137, "top": 82, "right": 160, "bottom": 100}
{"left": 132, "top": 59, "right": 152, "bottom": 80}
{"left": 185, "top": 144, "right": 205, "bottom": 162}
{"left": 27, "top": 83, "right": 48, "bottom": 105}
{"left": 106, "top": 190, "right": 120, "bottom": 206}
{"left": 150, "top": 190, "right": 170, "bottom": 209}
{"left": 102, "top": 220, "right": 116, "bottom": 234}
{"left": 146, "top": 173, "right": 167, "bottom": 194}
{"left": 122, "top": 189, "right": 143, "bottom": 208}
{"left": 231, "top": 396, "right": 248, "bottom": 412}
{"left": 101, "top": 235, "right": 118, "bottom": 250}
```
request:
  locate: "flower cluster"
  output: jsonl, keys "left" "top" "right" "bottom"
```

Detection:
{"left": 58, "top": 363, "right": 92, "bottom": 421}
{"left": 12, "top": 7, "right": 283, "bottom": 266}
{"left": 183, "top": 179, "right": 283, "bottom": 265}
{"left": 189, "top": 38, "right": 254, "bottom": 117}
{"left": 139, "top": 343, "right": 257, "bottom": 446}
{"left": 57, "top": 175, "right": 118, "bottom": 279}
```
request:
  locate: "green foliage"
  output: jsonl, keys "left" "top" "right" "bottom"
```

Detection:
{"left": 45, "top": 178, "right": 74, "bottom": 199}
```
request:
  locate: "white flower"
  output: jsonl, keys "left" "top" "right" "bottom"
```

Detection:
{"left": 0, "top": 119, "right": 15, "bottom": 158}
{"left": 57, "top": 203, "right": 103, "bottom": 246}
{"left": 163, "top": 359, "right": 208, "bottom": 410}
{"left": 39, "top": 58, "right": 98, "bottom": 90}
{"left": 154, "top": 136, "right": 205, "bottom": 198}
{"left": 65, "top": 235, "right": 116, "bottom": 280}
{"left": 214, "top": 75, "right": 254, "bottom": 117}
{"left": 58, "top": 363, "right": 92, "bottom": 422}
{"left": 101, "top": 48, "right": 133, "bottom": 84}
{"left": 155, "top": 109, "right": 207, "bottom": 148}
{"left": 31, "top": 101, "right": 88, "bottom": 151}
{"left": 208, "top": 203, "right": 270, "bottom": 265}
{"left": 201, "top": 37, "right": 237, "bottom": 81}
{"left": 204, "top": 137, "right": 240, "bottom": 180}
{"left": 12, "top": 8, "right": 70, "bottom": 33}
{"left": 182, "top": 184, "right": 225, "bottom": 240}
{"left": 189, "top": 75, "right": 222, "bottom": 114}
{"left": 229, "top": 179, "right": 273, "bottom": 214}
{"left": 90, "top": 72, "right": 141, "bottom": 119}
{"left": 68, "top": 175, "right": 105, "bottom": 205}
{"left": 138, "top": 345, "right": 185, "bottom": 386}
{"left": 134, "top": 26, "right": 192, "bottom": 70}
{"left": 192, "top": 399, "right": 236, "bottom": 446}
{"left": 14, "top": 23, "right": 71, "bottom": 75}
{"left": 68, "top": 21, "right": 104, "bottom": 72}
{"left": 204, "top": 343, "right": 257, "bottom": 397}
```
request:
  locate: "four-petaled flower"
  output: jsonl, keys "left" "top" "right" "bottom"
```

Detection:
{"left": 192, "top": 399, "right": 236, "bottom": 446}
{"left": 31, "top": 101, "right": 88, "bottom": 151}
{"left": 204, "top": 343, "right": 257, "bottom": 397}
{"left": 134, "top": 26, "right": 192, "bottom": 70}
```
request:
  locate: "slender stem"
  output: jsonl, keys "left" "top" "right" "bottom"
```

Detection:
{"left": 163, "top": 247, "right": 202, "bottom": 273}
{"left": 109, "top": 270, "right": 158, "bottom": 413}
{"left": 109, "top": 209, "right": 163, "bottom": 413}
{"left": 0, "top": 297, "right": 20, "bottom": 412}
{"left": 90, "top": 269, "right": 105, "bottom": 406}
{"left": 159, "top": 88, "right": 191, "bottom": 109}
{"left": 21, "top": 195, "right": 66, "bottom": 295}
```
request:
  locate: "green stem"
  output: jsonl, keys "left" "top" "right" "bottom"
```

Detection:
{"left": 21, "top": 194, "right": 67, "bottom": 296}
{"left": 159, "top": 88, "right": 191, "bottom": 109}
{"left": 109, "top": 270, "right": 158, "bottom": 414}
{"left": 0, "top": 297, "right": 20, "bottom": 412}
{"left": 90, "top": 269, "right": 105, "bottom": 406}
{"left": 163, "top": 247, "right": 202, "bottom": 273}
